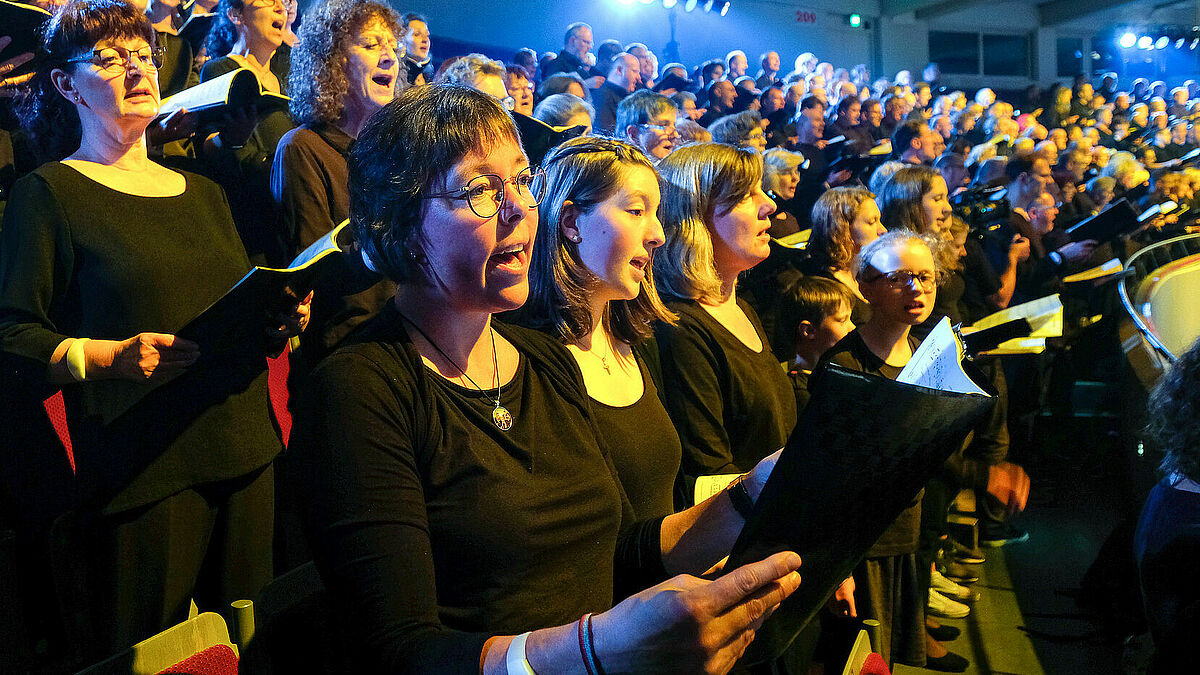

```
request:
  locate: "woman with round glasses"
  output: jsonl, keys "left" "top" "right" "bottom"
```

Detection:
{"left": 821, "top": 230, "right": 967, "bottom": 672}
{"left": 200, "top": 0, "right": 296, "bottom": 265}
{"left": 1, "top": 0, "right": 307, "bottom": 656}
{"left": 291, "top": 85, "right": 802, "bottom": 674}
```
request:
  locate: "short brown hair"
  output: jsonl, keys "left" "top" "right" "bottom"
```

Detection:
{"left": 18, "top": 0, "right": 156, "bottom": 161}
{"left": 349, "top": 85, "right": 521, "bottom": 284}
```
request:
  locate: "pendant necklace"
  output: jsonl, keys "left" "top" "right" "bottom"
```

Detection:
{"left": 400, "top": 313, "right": 513, "bottom": 431}
{"left": 589, "top": 336, "right": 614, "bottom": 374}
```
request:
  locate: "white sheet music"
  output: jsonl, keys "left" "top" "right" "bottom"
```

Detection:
{"left": 897, "top": 318, "right": 990, "bottom": 396}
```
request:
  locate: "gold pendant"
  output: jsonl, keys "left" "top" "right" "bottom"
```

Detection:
{"left": 492, "top": 404, "right": 513, "bottom": 431}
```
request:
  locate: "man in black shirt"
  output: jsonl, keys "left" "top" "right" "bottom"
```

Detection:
{"left": 592, "top": 53, "right": 641, "bottom": 134}
{"left": 542, "top": 22, "right": 604, "bottom": 86}
{"left": 892, "top": 119, "right": 937, "bottom": 165}
{"left": 697, "top": 79, "right": 736, "bottom": 127}
{"left": 755, "top": 51, "right": 781, "bottom": 90}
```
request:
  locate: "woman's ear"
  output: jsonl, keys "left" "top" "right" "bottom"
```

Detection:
{"left": 559, "top": 200, "right": 582, "bottom": 244}
{"left": 227, "top": 5, "right": 240, "bottom": 24}
{"left": 49, "top": 68, "right": 80, "bottom": 106}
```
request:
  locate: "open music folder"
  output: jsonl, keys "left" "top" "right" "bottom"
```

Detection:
{"left": 725, "top": 348, "right": 994, "bottom": 664}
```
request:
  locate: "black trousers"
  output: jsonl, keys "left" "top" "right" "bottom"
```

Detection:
{"left": 84, "top": 463, "right": 275, "bottom": 655}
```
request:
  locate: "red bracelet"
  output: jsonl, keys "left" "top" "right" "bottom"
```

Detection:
{"left": 585, "top": 613, "right": 607, "bottom": 675}
{"left": 577, "top": 614, "right": 595, "bottom": 675}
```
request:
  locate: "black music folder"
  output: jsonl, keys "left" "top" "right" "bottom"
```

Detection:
{"left": 727, "top": 362, "right": 994, "bottom": 663}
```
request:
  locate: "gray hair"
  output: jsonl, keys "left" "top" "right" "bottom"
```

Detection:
{"left": 534, "top": 93, "right": 594, "bottom": 128}
{"left": 434, "top": 53, "right": 504, "bottom": 87}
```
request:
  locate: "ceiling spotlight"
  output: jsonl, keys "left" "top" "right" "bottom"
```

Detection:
{"left": 663, "top": 0, "right": 676, "bottom": 7}
{"left": 1177, "top": 38, "right": 1186, "bottom": 48}
{"left": 1192, "top": 38, "right": 1199, "bottom": 49}
{"left": 639, "top": 0, "right": 654, "bottom": 4}
{"left": 1138, "top": 35, "right": 1153, "bottom": 49}
{"left": 1119, "top": 32, "right": 1136, "bottom": 48}
{"left": 1155, "top": 36, "right": 1169, "bottom": 49}
{"left": 718, "top": 0, "right": 730, "bottom": 15}
{"left": 684, "top": 0, "right": 697, "bottom": 10}
{"left": 704, "top": 0, "right": 714, "bottom": 12}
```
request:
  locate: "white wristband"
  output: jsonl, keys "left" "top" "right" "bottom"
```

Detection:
{"left": 506, "top": 632, "right": 536, "bottom": 675}
{"left": 65, "top": 338, "right": 91, "bottom": 382}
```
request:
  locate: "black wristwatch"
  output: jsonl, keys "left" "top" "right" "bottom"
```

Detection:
{"left": 728, "top": 477, "right": 756, "bottom": 520}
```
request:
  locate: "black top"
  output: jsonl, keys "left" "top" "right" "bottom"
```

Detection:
{"left": 0, "top": 163, "right": 280, "bottom": 513}
{"left": 656, "top": 298, "right": 796, "bottom": 480}
{"left": 271, "top": 123, "right": 354, "bottom": 256}
{"left": 822, "top": 330, "right": 922, "bottom": 557}
{"left": 793, "top": 141, "right": 830, "bottom": 228}
{"left": 290, "top": 303, "right": 666, "bottom": 673}
{"left": 590, "top": 353, "right": 682, "bottom": 520}
{"left": 959, "top": 237, "right": 1002, "bottom": 324}
{"left": 199, "top": 54, "right": 297, "bottom": 266}
{"left": 542, "top": 50, "right": 601, "bottom": 81}
{"left": 1134, "top": 478, "right": 1200, "bottom": 674}
{"left": 269, "top": 123, "right": 396, "bottom": 365}
{"left": 788, "top": 366, "right": 811, "bottom": 414}
{"left": 592, "top": 81, "right": 629, "bottom": 135}
{"left": 157, "top": 31, "right": 198, "bottom": 98}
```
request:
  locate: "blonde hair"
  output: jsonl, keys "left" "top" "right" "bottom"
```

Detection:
{"left": 808, "top": 187, "right": 876, "bottom": 271}
{"left": 761, "top": 148, "right": 806, "bottom": 195}
{"left": 655, "top": 143, "right": 763, "bottom": 304}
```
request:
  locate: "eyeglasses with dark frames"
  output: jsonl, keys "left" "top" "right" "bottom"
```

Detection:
{"left": 865, "top": 268, "right": 938, "bottom": 291}
{"left": 423, "top": 166, "right": 546, "bottom": 219}
{"left": 66, "top": 45, "right": 165, "bottom": 75}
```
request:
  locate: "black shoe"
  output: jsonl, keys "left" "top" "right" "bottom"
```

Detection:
{"left": 926, "top": 623, "right": 961, "bottom": 642}
{"left": 980, "top": 523, "right": 1031, "bottom": 548}
{"left": 925, "top": 650, "right": 969, "bottom": 672}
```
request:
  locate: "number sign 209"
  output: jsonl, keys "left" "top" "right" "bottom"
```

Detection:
{"left": 795, "top": 10, "right": 817, "bottom": 23}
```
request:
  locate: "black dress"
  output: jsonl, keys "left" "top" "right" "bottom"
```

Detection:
{"left": 0, "top": 162, "right": 281, "bottom": 650}
{"left": 269, "top": 123, "right": 397, "bottom": 367}
{"left": 655, "top": 298, "right": 796, "bottom": 483}
{"left": 290, "top": 305, "right": 666, "bottom": 673}
{"left": 822, "top": 330, "right": 925, "bottom": 668}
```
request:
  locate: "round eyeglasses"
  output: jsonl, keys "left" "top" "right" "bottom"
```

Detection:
{"left": 424, "top": 167, "right": 546, "bottom": 219}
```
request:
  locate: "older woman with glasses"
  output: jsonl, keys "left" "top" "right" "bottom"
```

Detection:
{"left": 1, "top": 0, "right": 307, "bottom": 658}
{"left": 291, "top": 85, "right": 802, "bottom": 674}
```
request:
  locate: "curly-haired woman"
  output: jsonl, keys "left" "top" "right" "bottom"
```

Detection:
{"left": 1136, "top": 337, "right": 1200, "bottom": 674}
{"left": 270, "top": 0, "right": 402, "bottom": 365}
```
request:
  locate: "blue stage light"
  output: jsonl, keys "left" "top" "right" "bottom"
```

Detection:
{"left": 1138, "top": 35, "right": 1153, "bottom": 49}
{"left": 1119, "top": 33, "right": 1136, "bottom": 48}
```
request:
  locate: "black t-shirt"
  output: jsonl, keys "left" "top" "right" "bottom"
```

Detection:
{"left": 822, "top": 330, "right": 922, "bottom": 557}
{"left": 1135, "top": 478, "right": 1200, "bottom": 674}
{"left": 291, "top": 303, "right": 665, "bottom": 673}
{"left": 590, "top": 353, "right": 682, "bottom": 520}
{"left": 656, "top": 298, "right": 796, "bottom": 480}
